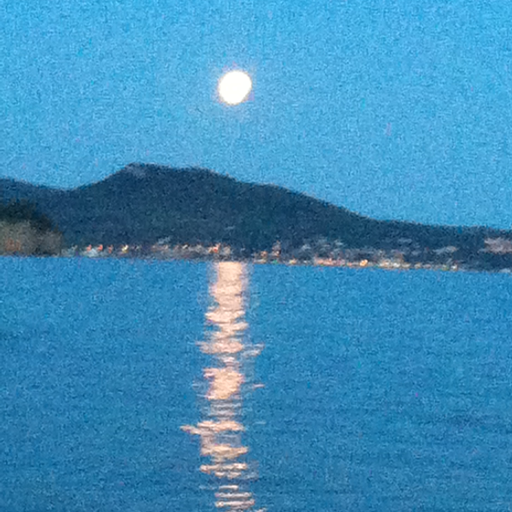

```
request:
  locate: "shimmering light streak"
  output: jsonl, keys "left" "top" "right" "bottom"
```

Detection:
{"left": 181, "top": 262, "right": 265, "bottom": 512}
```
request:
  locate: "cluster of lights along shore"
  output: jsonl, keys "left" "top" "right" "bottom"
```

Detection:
{"left": 66, "top": 241, "right": 512, "bottom": 274}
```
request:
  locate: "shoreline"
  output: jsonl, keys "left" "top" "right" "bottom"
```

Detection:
{"left": 2, "top": 252, "right": 511, "bottom": 275}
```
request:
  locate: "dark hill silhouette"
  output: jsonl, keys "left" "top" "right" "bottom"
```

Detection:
{"left": 1, "top": 163, "right": 510, "bottom": 260}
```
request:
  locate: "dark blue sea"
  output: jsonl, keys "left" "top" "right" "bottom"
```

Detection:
{"left": 1, "top": 257, "right": 512, "bottom": 512}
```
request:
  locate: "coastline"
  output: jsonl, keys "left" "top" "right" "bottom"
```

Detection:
{"left": 2, "top": 251, "right": 510, "bottom": 275}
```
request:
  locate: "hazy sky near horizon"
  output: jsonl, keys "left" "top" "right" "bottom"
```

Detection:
{"left": 1, "top": 0, "right": 512, "bottom": 228}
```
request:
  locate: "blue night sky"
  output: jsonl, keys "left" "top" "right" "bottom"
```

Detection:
{"left": 1, "top": 0, "right": 511, "bottom": 228}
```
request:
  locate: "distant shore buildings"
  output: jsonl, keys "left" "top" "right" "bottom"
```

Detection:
{"left": 56, "top": 236, "right": 512, "bottom": 274}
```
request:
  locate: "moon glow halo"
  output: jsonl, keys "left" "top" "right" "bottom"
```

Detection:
{"left": 218, "top": 70, "right": 252, "bottom": 105}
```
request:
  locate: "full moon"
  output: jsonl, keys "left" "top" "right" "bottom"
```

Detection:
{"left": 218, "top": 70, "right": 252, "bottom": 105}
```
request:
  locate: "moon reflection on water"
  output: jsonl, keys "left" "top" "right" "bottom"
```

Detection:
{"left": 181, "top": 262, "right": 265, "bottom": 511}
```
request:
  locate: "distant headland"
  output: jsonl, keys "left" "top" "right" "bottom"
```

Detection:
{"left": 1, "top": 163, "right": 512, "bottom": 272}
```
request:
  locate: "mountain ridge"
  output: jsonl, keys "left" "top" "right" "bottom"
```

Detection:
{"left": 1, "top": 163, "right": 511, "bottom": 268}
{"left": 0, "top": 163, "right": 505, "bottom": 230}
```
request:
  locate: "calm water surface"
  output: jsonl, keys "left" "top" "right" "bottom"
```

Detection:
{"left": 1, "top": 257, "right": 512, "bottom": 511}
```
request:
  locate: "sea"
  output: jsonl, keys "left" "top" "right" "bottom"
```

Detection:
{"left": 1, "top": 257, "right": 512, "bottom": 512}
